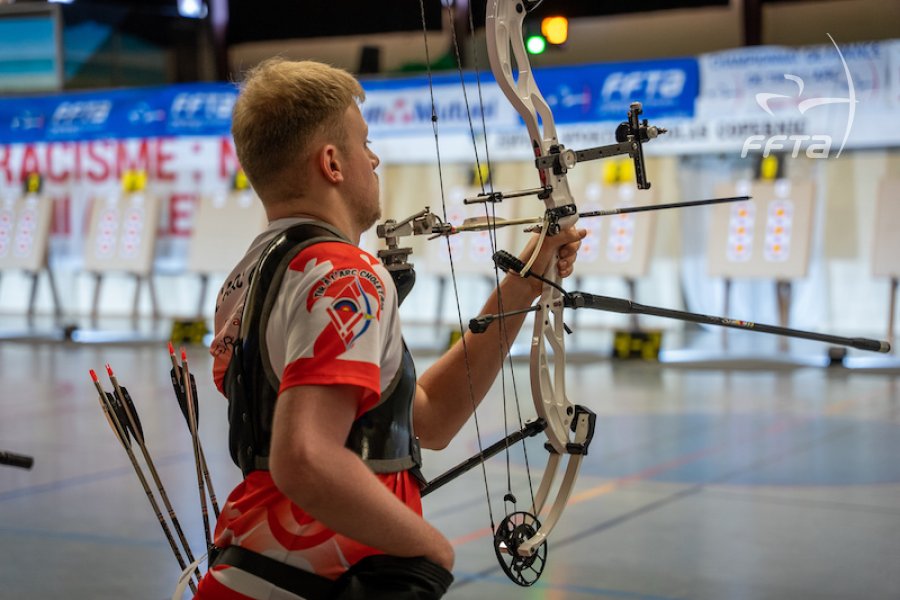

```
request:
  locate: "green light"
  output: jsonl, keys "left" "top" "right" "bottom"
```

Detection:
{"left": 526, "top": 35, "right": 547, "bottom": 55}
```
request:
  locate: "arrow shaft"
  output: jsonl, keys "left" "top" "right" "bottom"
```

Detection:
{"left": 93, "top": 380, "right": 196, "bottom": 593}
{"left": 578, "top": 195, "right": 750, "bottom": 219}
{"left": 170, "top": 345, "right": 220, "bottom": 518}
{"left": 108, "top": 372, "right": 201, "bottom": 582}
{"left": 181, "top": 353, "right": 213, "bottom": 550}
{"left": 446, "top": 196, "right": 751, "bottom": 235}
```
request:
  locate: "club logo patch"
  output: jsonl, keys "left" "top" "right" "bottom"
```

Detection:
{"left": 310, "top": 267, "right": 384, "bottom": 349}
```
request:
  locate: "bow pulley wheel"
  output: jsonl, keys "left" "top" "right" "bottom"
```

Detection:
{"left": 493, "top": 511, "right": 547, "bottom": 586}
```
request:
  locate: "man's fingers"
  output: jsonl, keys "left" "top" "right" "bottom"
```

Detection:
{"left": 553, "top": 228, "right": 586, "bottom": 279}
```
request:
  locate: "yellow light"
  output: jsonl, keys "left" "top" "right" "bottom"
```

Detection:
{"left": 541, "top": 16, "right": 568, "bottom": 45}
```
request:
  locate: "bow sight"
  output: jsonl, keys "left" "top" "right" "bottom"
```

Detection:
{"left": 463, "top": 101, "right": 666, "bottom": 225}
{"left": 535, "top": 102, "right": 667, "bottom": 189}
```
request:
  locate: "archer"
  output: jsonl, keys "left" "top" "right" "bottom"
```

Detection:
{"left": 196, "top": 58, "right": 585, "bottom": 600}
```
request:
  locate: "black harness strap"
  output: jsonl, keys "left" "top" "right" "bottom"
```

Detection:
{"left": 225, "top": 221, "right": 422, "bottom": 479}
{"left": 209, "top": 545, "right": 334, "bottom": 600}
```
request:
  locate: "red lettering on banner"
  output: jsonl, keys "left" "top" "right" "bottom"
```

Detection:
{"left": 156, "top": 138, "right": 176, "bottom": 181}
{"left": 87, "top": 141, "right": 111, "bottom": 182}
{"left": 219, "top": 137, "right": 240, "bottom": 179}
{"left": 46, "top": 143, "right": 71, "bottom": 184}
{"left": 20, "top": 145, "right": 40, "bottom": 181}
{"left": 73, "top": 142, "right": 83, "bottom": 182}
{"left": 169, "top": 193, "right": 197, "bottom": 236}
{"left": 116, "top": 139, "right": 151, "bottom": 177}
{"left": 0, "top": 145, "right": 11, "bottom": 184}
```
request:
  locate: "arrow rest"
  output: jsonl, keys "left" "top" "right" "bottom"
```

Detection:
{"left": 375, "top": 208, "right": 450, "bottom": 305}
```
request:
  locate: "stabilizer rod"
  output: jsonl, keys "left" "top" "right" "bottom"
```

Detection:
{"left": 565, "top": 292, "right": 891, "bottom": 353}
{"left": 421, "top": 419, "right": 547, "bottom": 497}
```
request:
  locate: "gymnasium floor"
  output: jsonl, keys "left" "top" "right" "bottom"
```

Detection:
{"left": 1, "top": 325, "right": 899, "bottom": 599}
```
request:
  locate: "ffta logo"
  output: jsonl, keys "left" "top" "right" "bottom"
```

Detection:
{"left": 741, "top": 34, "right": 857, "bottom": 159}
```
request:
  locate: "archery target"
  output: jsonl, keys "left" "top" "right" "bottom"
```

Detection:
{"left": 566, "top": 177, "right": 657, "bottom": 277}
{"left": 0, "top": 192, "right": 53, "bottom": 271}
{"left": 187, "top": 189, "right": 267, "bottom": 274}
{"left": 95, "top": 202, "right": 119, "bottom": 259}
{"left": 14, "top": 203, "right": 37, "bottom": 259}
{"left": 419, "top": 163, "right": 520, "bottom": 276}
{"left": 763, "top": 199, "right": 794, "bottom": 262}
{"left": 607, "top": 212, "right": 636, "bottom": 263}
{"left": 0, "top": 202, "right": 11, "bottom": 258}
{"left": 84, "top": 192, "right": 160, "bottom": 275}
{"left": 708, "top": 180, "right": 814, "bottom": 278}
{"left": 576, "top": 182, "right": 603, "bottom": 264}
{"left": 726, "top": 200, "right": 756, "bottom": 262}
{"left": 872, "top": 179, "right": 900, "bottom": 279}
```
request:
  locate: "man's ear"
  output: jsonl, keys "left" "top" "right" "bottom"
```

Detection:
{"left": 319, "top": 145, "right": 343, "bottom": 183}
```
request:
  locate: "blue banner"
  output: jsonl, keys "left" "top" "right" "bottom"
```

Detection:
{"left": 0, "top": 82, "right": 238, "bottom": 143}
{"left": 361, "top": 56, "right": 699, "bottom": 124}
{"left": 532, "top": 58, "right": 698, "bottom": 123}
{"left": 0, "top": 57, "right": 699, "bottom": 144}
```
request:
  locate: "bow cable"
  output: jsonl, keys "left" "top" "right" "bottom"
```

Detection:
{"left": 417, "top": 0, "right": 497, "bottom": 533}
{"left": 442, "top": 0, "right": 539, "bottom": 525}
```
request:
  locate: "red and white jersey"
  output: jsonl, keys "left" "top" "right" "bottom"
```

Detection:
{"left": 200, "top": 218, "right": 420, "bottom": 599}
{"left": 210, "top": 217, "right": 402, "bottom": 401}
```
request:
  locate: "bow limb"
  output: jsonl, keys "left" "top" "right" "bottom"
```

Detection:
{"left": 486, "top": 0, "right": 576, "bottom": 451}
{"left": 486, "top": 0, "right": 578, "bottom": 228}
{"left": 486, "top": 0, "right": 595, "bottom": 570}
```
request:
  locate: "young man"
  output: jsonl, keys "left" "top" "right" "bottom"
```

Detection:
{"left": 199, "top": 58, "right": 585, "bottom": 599}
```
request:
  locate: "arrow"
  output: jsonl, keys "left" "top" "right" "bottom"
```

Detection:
{"left": 167, "top": 342, "right": 220, "bottom": 519}
{"left": 105, "top": 363, "right": 201, "bottom": 585}
{"left": 446, "top": 195, "right": 752, "bottom": 234}
{"left": 180, "top": 347, "right": 212, "bottom": 552}
{"left": 90, "top": 369, "right": 197, "bottom": 594}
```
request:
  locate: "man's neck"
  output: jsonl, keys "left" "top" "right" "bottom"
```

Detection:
{"left": 265, "top": 200, "right": 360, "bottom": 244}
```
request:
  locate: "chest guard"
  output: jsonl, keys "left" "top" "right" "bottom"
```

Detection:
{"left": 223, "top": 222, "right": 422, "bottom": 479}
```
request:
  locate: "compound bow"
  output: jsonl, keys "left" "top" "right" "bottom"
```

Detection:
{"left": 376, "top": 0, "right": 889, "bottom": 588}
{"left": 376, "top": 0, "right": 670, "bottom": 586}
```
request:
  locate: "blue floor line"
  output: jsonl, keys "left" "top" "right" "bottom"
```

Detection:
{"left": 0, "top": 451, "right": 194, "bottom": 503}
{"left": 0, "top": 525, "right": 166, "bottom": 548}
{"left": 453, "top": 572, "right": 685, "bottom": 600}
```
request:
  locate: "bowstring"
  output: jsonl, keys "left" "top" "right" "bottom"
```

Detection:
{"left": 418, "top": 0, "right": 495, "bottom": 532}
{"left": 450, "top": 0, "right": 537, "bottom": 515}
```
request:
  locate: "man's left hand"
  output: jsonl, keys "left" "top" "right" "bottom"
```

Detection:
{"left": 516, "top": 226, "right": 587, "bottom": 297}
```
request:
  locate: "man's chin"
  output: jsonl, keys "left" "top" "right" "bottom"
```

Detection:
{"left": 361, "top": 210, "right": 381, "bottom": 233}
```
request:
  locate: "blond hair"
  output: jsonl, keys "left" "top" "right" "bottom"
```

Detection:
{"left": 231, "top": 58, "right": 365, "bottom": 204}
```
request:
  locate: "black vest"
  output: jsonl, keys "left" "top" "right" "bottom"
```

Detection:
{"left": 223, "top": 222, "right": 422, "bottom": 480}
